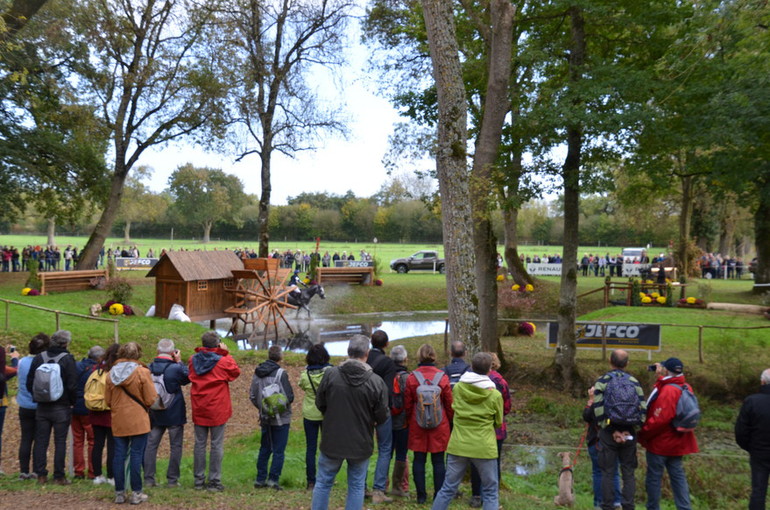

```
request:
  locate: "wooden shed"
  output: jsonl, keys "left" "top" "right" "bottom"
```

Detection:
{"left": 146, "top": 250, "right": 244, "bottom": 323}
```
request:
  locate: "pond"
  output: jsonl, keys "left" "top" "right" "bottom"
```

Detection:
{"left": 211, "top": 311, "right": 448, "bottom": 356}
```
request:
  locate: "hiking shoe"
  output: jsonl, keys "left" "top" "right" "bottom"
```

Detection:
{"left": 372, "top": 490, "right": 393, "bottom": 503}
{"left": 254, "top": 480, "right": 268, "bottom": 488}
{"left": 107, "top": 478, "right": 115, "bottom": 486}
{"left": 93, "top": 475, "right": 108, "bottom": 485}
{"left": 469, "top": 495, "right": 483, "bottom": 508}
{"left": 207, "top": 482, "right": 225, "bottom": 492}
{"left": 114, "top": 491, "right": 126, "bottom": 504}
{"left": 167, "top": 481, "right": 180, "bottom": 488}
{"left": 194, "top": 483, "right": 206, "bottom": 490}
{"left": 266, "top": 480, "right": 282, "bottom": 491}
{"left": 129, "top": 491, "right": 148, "bottom": 505}
{"left": 52, "top": 477, "right": 72, "bottom": 485}
{"left": 306, "top": 481, "right": 315, "bottom": 491}
{"left": 37, "top": 475, "right": 48, "bottom": 485}
{"left": 143, "top": 479, "right": 157, "bottom": 488}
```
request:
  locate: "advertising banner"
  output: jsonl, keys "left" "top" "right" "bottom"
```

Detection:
{"left": 546, "top": 322, "right": 661, "bottom": 351}
{"left": 622, "top": 263, "right": 653, "bottom": 278}
{"left": 526, "top": 263, "right": 563, "bottom": 276}
{"left": 335, "top": 260, "right": 374, "bottom": 268}
{"left": 115, "top": 257, "right": 159, "bottom": 270}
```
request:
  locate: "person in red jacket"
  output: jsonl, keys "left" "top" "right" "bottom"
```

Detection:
{"left": 404, "top": 343, "right": 453, "bottom": 504}
{"left": 188, "top": 331, "right": 241, "bottom": 492}
{"left": 638, "top": 357, "right": 698, "bottom": 510}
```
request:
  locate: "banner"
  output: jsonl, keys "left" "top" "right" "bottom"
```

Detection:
{"left": 335, "top": 260, "right": 374, "bottom": 268}
{"left": 622, "top": 263, "right": 652, "bottom": 278}
{"left": 115, "top": 257, "right": 159, "bottom": 270}
{"left": 526, "top": 263, "right": 563, "bottom": 276}
{"left": 546, "top": 322, "right": 661, "bottom": 351}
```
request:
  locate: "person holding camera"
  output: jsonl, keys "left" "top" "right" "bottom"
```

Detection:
{"left": 143, "top": 339, "right": 189, "bottom": 488}
{"left": 1, "top": 343, "right": 20, "bottom": 475}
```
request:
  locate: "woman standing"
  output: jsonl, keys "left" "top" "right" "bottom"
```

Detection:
{"left": 1, "top": 343, "right": 20, "bottom": 475}
{"left": 298, "top": 343, "right": 332, "bottom": 491}
{"left": 16, "top": 334, "right": 49, "bottom": 479}
{"left": 405, "top": 344, "right": 453, "bottom": 504}
{"left": 90, "top": 343, "right": 120, "bottom": 486}
{"left": 105, "top": 342, "right": 157, "bottom": 505}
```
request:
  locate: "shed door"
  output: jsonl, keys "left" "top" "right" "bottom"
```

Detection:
{"left": 159, "top": 282, "right": 183, "bottom": 319}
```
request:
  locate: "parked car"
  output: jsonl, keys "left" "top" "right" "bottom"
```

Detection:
{"left": 390, "top": 250, "right": 445, "bottom": 274}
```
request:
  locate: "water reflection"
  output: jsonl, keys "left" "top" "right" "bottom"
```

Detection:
{"left": 502, "top": 445, "right": 549, "bottom": 476}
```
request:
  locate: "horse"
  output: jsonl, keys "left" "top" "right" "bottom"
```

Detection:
{"left": 287, "top": 284, "right": 325, "bottom": 318}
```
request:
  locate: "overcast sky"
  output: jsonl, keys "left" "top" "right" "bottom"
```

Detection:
{"left": 137, "top": 12, "right": 406, "bottom": 206}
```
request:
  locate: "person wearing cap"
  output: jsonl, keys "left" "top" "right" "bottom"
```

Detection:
{"left": 638, "top": 357, "right": 699, "bottom": 510}
{"left": 735, "top": 368, "right": 770, "bottom": 510}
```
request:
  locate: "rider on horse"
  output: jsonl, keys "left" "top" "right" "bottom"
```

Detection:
{"left": 288, "top": 269, "right": 306, "bottom": 299}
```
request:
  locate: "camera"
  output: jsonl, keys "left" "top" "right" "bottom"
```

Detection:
{"left": 647, "top": 364, "right": 657, "bottom": 372}
{"left": 9, "top": 346, "right": 16, "bottom": 353}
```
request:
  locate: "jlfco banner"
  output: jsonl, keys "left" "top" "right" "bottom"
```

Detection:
{"left": 115, "top": 257, "right": 159, "bottom": 270}
{"left": 547, "top": 322, "right": 661, "bottom": 351}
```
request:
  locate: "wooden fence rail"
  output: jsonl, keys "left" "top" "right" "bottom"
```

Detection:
{"left": 2, "top": 298, "right": 120, "bottom": 343}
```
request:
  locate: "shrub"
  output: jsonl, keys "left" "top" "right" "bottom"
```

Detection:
{"left": 25, "top": 263, "right": 41, "bottom": 290}
{"left": 107, "top": 277, "right": 133, "bottom": 304}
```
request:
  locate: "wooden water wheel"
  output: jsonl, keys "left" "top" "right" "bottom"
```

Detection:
{"left": 224, "top": 258, "right": 295, "bottom": 341}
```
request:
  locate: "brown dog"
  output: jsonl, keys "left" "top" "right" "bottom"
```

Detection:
{"left": 554, "top": 451, "right": 575, "bottom": 507}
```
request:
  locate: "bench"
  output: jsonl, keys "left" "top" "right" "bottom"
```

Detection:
{"left": 39, "top": 269, "right": 109, "bottom": 295}
{"left": 316, "top": 266, "right": 375, "bottom": 286}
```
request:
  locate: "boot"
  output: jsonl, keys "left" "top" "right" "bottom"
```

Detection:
{"left": 371, "top": 489, "right": 393, "bottom": 504}
{"left": 389, "top": 461, "right": 409, "bottom": 497}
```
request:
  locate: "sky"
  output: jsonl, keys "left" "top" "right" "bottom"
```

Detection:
{"left": 137, "top": 12, "right": 407, "bottom": 206}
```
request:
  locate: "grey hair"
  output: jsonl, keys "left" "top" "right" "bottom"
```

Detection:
{"left": 88, "top": 346, "right": 105, "bottom": 361}
{"left": 157, "top": 338, "right": 175, "bottom": 354}
{"left": 761, "top": 368, "right": 770, "bottom": 385}
{"left": 348, "top": 334, "right": 370, "bottom": 360}
{"left": 50, "top": 330, "right": 72, "bottom": 348}
{"left": 390, "top": 345, "right": 407, "bottom": 363}
{"left": 201, "top": 331, "right": 220, "bottom": 348}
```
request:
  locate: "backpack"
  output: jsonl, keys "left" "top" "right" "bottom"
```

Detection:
{"left": 602, "top": 371, "right": 644, "bottom": 427}
{"left": 84, "top": 368, "right": 110, "bottom": 411}
{"left": 413, "top": 370, "right": 445, "bottom": 429}
{"left": 668, "top": 383, "right": 701, "bottom": 432}
{"left": 260, "top": 368, "right": 288, "bottom": 422}
{"left": 32, "top": 352, "right": 67, "bottom": 402}
{"left": 391, "top": 370, "right": 409, "bottom": 430}
{"left": 150, "top": 364, "right": 174, "bottom": 411}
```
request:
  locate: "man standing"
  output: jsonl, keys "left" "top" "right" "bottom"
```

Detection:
{"left": 366, "top": 330, "right": 397, "bottom": 504}
{"left": 72, "top": 346, "right": 103, "bottom": 479}
{"left": 250, "top": 345, "right": 294, "bottom": 490}
{"left": 443, "top": 341, "right": 469, "bottom": 388}
{"left": 736, "top": 368, "right": 770, "bottom": 510}
{"left": 431, "top": 352, "right": 503, "bottom": 510}
{"left": 639, "top": 358, "right": 699, "bottom": 510}
{"left": 592, "top": 349, "right": 646, "bottom": 510}
{"left": 144, "top": 339, "right": 189, "bottom": 488}
{"left": 27, "top": 330, "right": 79, "bottom": 484}
{"left": 188, "top": 331, "right": 240, "bottom": 492}
{"left": 311, "top": 335, "right": 389, "bottom": 510}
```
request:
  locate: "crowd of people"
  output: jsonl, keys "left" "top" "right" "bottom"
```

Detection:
{"left": 0, "top": 334, "right": 769, "bottom": 509}
{"left": 0, "top": 245, "right": 159, "bottom": 272}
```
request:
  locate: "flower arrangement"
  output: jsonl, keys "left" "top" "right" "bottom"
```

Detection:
{"left": 656, "top": 296, "right": 667, "bottom": 305}
{"left": 518, "top": 322, "right": 536, "bottom": 336}
{"left": 21, "top": 287, "right": 31, "bottom": 296}
{"left": 374, "top": 279, "right": 383, "bottom": 286}
{"left": 109, "top": 303, "right": 124, "bottom": 315}
{"left": 303, "top": 277, "right": 311, "bottom": 285}
{"left": 104, "top": 300, "right": 135, "bottom": 316}
{"left": 496, "top": 274, "right": 505, "bottom": 282}
{"left": 525, "top": 284, "right": 534, "bottom": 292}
{"left": 511, "top": 284, "right": 520, "bottom": 291}
{"left": 678, "top": 296, "right": 706, "bottom": 308}
{"left": 511, "top": 283, "right": 534, "bottom": 292}
{"left": 641, "top": 295, "right": 652, "bottom": 304}
{"left": 21, "top": 287, "right": 40, "bottom": 296}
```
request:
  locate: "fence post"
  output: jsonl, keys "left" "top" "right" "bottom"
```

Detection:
{"left": 114, "top": 320, "right": 119, "bottom": 344}
{"left": 55, "top": 311, "right": 60, "bottom": 331}
{"left": 698, "top": 326, "right": 704, "bottom": 363}
{"left": 4, "top": 301, "right": 8, "bottom": 330}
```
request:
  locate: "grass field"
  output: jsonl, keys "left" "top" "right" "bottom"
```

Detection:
{"left": 0, "top": 236, "right": 767, "bottom": 508}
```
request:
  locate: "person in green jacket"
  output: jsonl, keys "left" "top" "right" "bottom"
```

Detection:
{"left": 431, "top": 352, "right": 503, "bottom": 510}
{"left": 298, "top": 344, "right": 331, "bottom": 491}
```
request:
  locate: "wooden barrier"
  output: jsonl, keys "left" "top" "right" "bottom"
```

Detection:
{"left": 39, "top": 269, "right": 109, "bottom": 295}
{"left": 316, "top": 266, "right": 374, "bottom": 285}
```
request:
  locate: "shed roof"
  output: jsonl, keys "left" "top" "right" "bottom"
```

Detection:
{"left": 146, "top": 250, "right": 243, "bottom": 281}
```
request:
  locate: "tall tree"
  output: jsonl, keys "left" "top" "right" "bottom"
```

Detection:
{"left": 70, "top": 0, "right": 227, "bottom": 269}
{"left": 117, "top": 169, "right": 169, "bottom": 243}
{"left": 220, "top": 0, "right": 352, "bottom": 257}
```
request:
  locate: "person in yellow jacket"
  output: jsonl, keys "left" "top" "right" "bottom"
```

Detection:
{"left": 298, "top": 344, "right": 332, "bottom": 491}
{"left": 431, "top": 352, "right": 503, "bottom": 510}
{"left": 105, "top": 342, "right": 157, "bottom": 505}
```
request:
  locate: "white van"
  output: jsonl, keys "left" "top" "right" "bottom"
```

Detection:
{"left": 622, "top": 247, "right": 646, "bottom": 262}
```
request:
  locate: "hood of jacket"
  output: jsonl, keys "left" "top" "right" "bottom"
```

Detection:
{"left": 110, "top": 360, "right": 140, "bottom": 386}
{"left": 459, "top": 371, "right": 496, "bottom": 389}
{"left": 454, "top": 376, "right": 497, "bottom": 406}
{"left": 338, "top": 358, "right": 373, "bottom": 387}
{"left": 255, "top": 359, "right": 281, "bottom": 378}
{"left": 192, "top": 347, "right": 223, "bottom": 376}
{"left": 149, "top": 356, "right": 175, "bottom": 376}
{"left": 77, "top": 357, "right": 98, "bottom": 374}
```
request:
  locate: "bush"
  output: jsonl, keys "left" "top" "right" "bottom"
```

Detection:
{"left": 107, "top": 277, "right": 133, "bottom": 304}
{"left": 25, "top": 263, "right": 41, "bottom": 290}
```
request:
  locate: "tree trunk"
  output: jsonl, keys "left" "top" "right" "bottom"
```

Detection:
{"left": 77, "top": 164, "right": 129, "bottom": 270}
{"left": 554, "top": 5, "right": 585, "bottom": 392}
{"left": 123, "top": 221, "right": 132, "bottom": 244}
{"left": 470, "top": 0, "right": 515, "bottom": 354}
{"left": 677, "top": 171, "right": 694, "bottom": 276}
{"left": 503, "top": 206, "right": 533, "bottom": 285}
{"left": 753, "top": 176, "right": 770, "bottom": 290}
{"left": 202, "top": 221, "right": 212, "bottom": 244}
{"left": 258, "top": 139, "right": 273, "bottom": 258}
{"left": 422, "top": 0, "right": 480, "bottom": 352}
{"left": 46, "top": 218, "right": 55, "bottom": 247}
{"left": 718, "top": 196, "right": 737, "bottom": 257}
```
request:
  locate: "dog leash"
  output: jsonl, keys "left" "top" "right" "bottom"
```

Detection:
{"left": 568, "top": 422, "right": 589, "bottom": 470}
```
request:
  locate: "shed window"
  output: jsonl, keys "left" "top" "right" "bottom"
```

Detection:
{"left": 197, "top": 280, "right": 208, "bottom": 291}
{"left": 224, "top": 278, "right": 235, "bottom": 289}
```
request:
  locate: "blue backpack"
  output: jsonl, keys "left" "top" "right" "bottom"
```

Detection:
{"left": 668, "top": 383, "right": 701, "bottom": 432}
{"left": 603, "top": 371, "right": 644, "bottom": 427}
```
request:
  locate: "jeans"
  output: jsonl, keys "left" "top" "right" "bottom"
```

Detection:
{"left": 311, "top": 452, "right": 369, "bottom": 510}
{"left": 113, "top": 433, "right": 148, "bottom": 493}
{"left": 71, "top": 414, "right": 95, "bottom": 477}
{"left": 471, "top": 438, "right": 504, "bottom": 497}
{"left": 92, "top": 425, "right": 114, "bottom": 478}
{"left": 750, "top": 455, "right": 770, "bottom": 510}
{"left": 413, "top": 451, "right": 446, "bottom": 502}
{"left": 598, "top": 428, "right": 637, "bottom": 510}
{"left": 645, "top": 451, "right": 692, "bottom": 510}
{"left": 589, "top": 442, "right": 621, "bottom": 507}
{"left": 432, "top": 455, "right": 498, "bottom": 510}
{"left": 33, "top": 404, "right": 72, "bottom": 479}
{"left": 391, "top": 427, "right": 408, "bottom": 462}
{"left": 304, "top": 419, "right": 322, "bottom": 484}
{"left": 18, "top": 407, "right": 37, "bottom": 474}
{"left": 143, "top": 424, "right": 184, "bottom": 485}
{"left": 0, "top": 406, "right": 5, "bottom": 463}
{"left": 257, "top": 423, "right": 290, "bottom": 484}
{"left": 193, "top": 424, "right": 225, "bottom": 487}
{"left": 373, "top": 414, "right": 393, "bottom": 491}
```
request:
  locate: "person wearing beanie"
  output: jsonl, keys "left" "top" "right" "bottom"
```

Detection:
{"left": 638, "top": 357, "right": 699, "bottom": 510}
